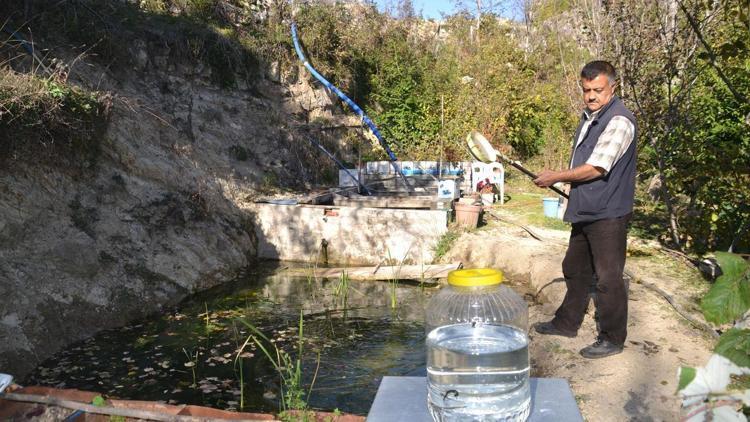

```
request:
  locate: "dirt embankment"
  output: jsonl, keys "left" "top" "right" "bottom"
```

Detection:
{"left": 443, "top": 218, "right": 713, "bottom": 421}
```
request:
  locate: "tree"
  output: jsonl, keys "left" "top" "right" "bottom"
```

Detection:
{"left": 453, "top": 0, "right": 510, "bottom": 45}
{"left": 578, "top": 0, "right": 749, "bottom": 252}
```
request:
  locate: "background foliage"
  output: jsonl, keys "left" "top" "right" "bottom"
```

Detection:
{"left": 1, "top": 0, "right": 747, "bottom": 254}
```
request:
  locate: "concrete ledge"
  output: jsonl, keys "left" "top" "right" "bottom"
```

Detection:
{"left": 250, "top": 203, "right": 449, "bottom": 265}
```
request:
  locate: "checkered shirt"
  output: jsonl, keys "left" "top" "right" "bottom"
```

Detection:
{"left": 573, "top": 113, "right": 635, "bottom": 174}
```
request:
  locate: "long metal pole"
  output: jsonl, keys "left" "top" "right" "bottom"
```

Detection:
{"left": 496, "top": 152, "right": 569, "bottom": 199}
{"left": 439, "top": 95, "right": 444, "bottom": 177}
{"left": 304, "top": 136, "right": 372, "bottom": 195}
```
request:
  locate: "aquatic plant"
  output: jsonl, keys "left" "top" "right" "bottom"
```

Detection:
{"left": 419, "top": 260, "right": 427, "bottom": 292}
{"left": 199, "top": 303, "right": 223, "bottom": 336}
{"left": 305, "top": 266, "right": 315, "bottom": 287}
{"left": 204, "top": 303, "right": 211, "bottom": 335}
{"left": 333, "top": 270, "right": 350, "bottom": 309}
{"left": 182, "top": 348, "right": 199, "bottom": 387}
{"left": 386, "top": 248, "right": 412, "bottom": 309}
{"left": 389, "top": 275, "right": 398, "bottom": 309}
{"left": 231, "top": 319, "right": 259, "bottom": 410}
{"left": 233, "top": 332, "right": 248, "bottom": 410}
{"left": 237, "top": 310, "right": 317, "bottom": 412}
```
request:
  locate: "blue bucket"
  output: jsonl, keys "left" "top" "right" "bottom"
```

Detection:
{"left": 542, "top": 197, "right": 559, "bottom": 218}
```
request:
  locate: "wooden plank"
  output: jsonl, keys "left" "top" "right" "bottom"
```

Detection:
{"left": 282, "top": 263, "right": 462, "bottom": 281}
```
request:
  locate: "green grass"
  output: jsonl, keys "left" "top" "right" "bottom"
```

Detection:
{"left": 525, "top": 213, "right": 571, "bottom": 231}
{"left": 491, "top": 187, "right": 570, "bottom": 231}
{"left": 434, "top": 229, "right": 461, "bottom": 260}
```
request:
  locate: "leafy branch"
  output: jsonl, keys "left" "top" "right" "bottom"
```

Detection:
{"left": 675, "top": 0, "right": 748, "bottom": 105}
{"left": 677, "top": 252, "right": 750, "bottom": 420}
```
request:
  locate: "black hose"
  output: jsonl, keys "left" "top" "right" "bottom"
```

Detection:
{"left": 2, "top": 27, "right": 34, "bottom": 56}
{"left": 304, "top": 136, "right": 372, "bottom": 196}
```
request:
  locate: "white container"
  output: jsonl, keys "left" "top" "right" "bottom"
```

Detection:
{"left": 481, "top": 193, "right": 494, "bottom": 206}
{"left": 472, "top": 162, "right": 503, "bottom": 191}
{"left": 471, "top": 162, "right": 488, "bottom": 193}
{"left": 425, "top": 269, "right": 530, "bottom": 422}
{"left": 437, "top": 179, "right": 459, "bottom": 199}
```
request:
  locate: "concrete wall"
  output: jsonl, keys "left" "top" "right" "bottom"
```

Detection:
{"left": 250, "top": 203, "right": 449, "bottom": 265}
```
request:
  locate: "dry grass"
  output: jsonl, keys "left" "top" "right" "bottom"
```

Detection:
{"left": 0, "top": 64, "right": 110, "bottom": 166}
{"left": 0, "top": 68, "right": 48, "bottom": 117}
{"left": 21, "top": 0, "right": 265, "bottom": 88}
{"left": 1, "top": 11, "right": 111, "bottom": 163}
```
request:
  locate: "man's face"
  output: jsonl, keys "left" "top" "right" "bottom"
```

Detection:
{"left": 581, "top": 75, "right": 615, "bottom": 112}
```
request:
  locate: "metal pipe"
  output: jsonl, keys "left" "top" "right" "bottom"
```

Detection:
{"left": 304, "top": 136, "right": 372, "bottom": 195}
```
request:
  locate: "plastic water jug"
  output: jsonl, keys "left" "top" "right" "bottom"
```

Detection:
{"left": 425, "top": 268, "right": 530, "bottom": 422}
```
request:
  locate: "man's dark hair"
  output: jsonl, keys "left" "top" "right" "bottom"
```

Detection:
{"left": 581, "top": 61, "right": 617, "bottom": 85}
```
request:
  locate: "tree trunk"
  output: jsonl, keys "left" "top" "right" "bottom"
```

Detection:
{"left": 655, "top": 151, "right": 682, "bottom": 249}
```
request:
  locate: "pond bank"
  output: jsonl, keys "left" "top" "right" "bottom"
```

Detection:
{"left": 0, "top": 385, "right": 364, "bottom": 421}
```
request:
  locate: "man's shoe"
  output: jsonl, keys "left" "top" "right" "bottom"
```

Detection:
{"left": 579, "top": 338, "right": 623, "bottom": 359}
{"left": 533, "top": 321, "right": 577, "bottom": 338}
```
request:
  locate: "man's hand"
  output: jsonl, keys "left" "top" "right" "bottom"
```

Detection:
{"left": 534, "top": 170, "right": 559, "bottom": 187}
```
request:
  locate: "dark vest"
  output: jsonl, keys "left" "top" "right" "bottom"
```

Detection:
{"left": 564, "top": 96, "right": 638, "bottom": 223}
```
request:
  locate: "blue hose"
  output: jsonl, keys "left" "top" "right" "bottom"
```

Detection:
{"left": 291, "top": 23, "right": 412, "bottom": 190}
{"left": 63, "top": 410, "right": 84, "bottom": 422}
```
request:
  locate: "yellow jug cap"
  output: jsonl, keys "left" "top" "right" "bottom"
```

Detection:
{"left": 448, "top": 268, "right": 503, "bottom": 287}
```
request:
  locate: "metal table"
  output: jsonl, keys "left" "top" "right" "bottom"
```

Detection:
{"left": 367, "top": 377, "right": 583, "bottom": 422}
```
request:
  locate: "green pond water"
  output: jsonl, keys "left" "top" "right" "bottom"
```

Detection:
{"left": 24, "top": 263, "right": 432, "bottom": 415}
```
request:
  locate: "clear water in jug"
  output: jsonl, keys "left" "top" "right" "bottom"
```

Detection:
{"left": 425, "top": 269, "right": 530, "bottom": 422}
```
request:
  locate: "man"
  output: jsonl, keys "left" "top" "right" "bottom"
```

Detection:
{"left": 532, "top": 60, "right": 637, "bottom": 359}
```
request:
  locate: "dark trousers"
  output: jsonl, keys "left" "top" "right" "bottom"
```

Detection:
{"left": 552, "top": 213, "right": 631, "bottom": 345}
